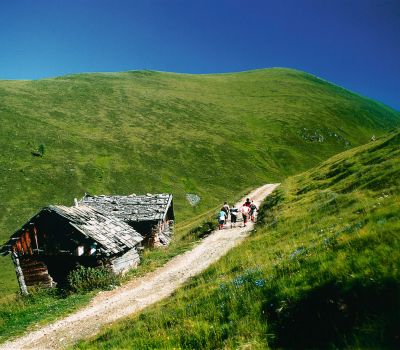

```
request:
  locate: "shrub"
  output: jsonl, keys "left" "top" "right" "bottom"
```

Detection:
{"left": 31, "top": 144, "right": 45, "bottom": 157}
{"left": 38, "top": 144, "right": 45, "bottom": 156}
{"left": 187, "top": 221, "right": 216, "bottom": 239}
{"left": 67, "top": 265, "right": 120, "bottom": 293}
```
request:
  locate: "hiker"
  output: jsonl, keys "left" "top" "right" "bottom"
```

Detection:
{"left": 218, "top": 209, "right": 227, "bottom": 230}
{"left": 241, "top": 205, "right": 250, "bottom": 227}
{"left": 250, "top": 201, "right": 258, "bottom": 222}
{"left": 243, "top": 197, "right": 251, "bottom": 208}
{"left": 222, "top": 202, "right": 230, "bottom": 223}
{"left": 230, "top": 206, "right": 239, "bottom": 228}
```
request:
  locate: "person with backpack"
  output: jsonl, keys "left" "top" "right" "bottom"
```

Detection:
{"left": 230, "top": 206, "right": 239, "bottom": 228}
{"left": 217, "top": 209, "right": 227, "bottom": 230}
{"left": 222, "top": 202, "right": 230, "bottom": 223}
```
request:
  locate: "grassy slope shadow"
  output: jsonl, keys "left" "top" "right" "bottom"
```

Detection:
{"left": 264, "top": 277, "right": 400, "bottom": 348}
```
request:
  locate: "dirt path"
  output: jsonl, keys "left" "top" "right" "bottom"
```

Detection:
{"left": 1, "top": 184, "right": 279, "bottom": 350}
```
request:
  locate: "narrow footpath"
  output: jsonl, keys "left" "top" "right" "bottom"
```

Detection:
{"left": 1, "top": 183, "right": 279, "bottom": 350}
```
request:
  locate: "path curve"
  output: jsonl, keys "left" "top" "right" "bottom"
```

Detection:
{"left": 1, "top": 184, "right": 279, "bottom": 350}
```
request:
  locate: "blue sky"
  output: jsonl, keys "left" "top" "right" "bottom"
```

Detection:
{"left": 0, "top": 0, "right": 399, "bottom": 109}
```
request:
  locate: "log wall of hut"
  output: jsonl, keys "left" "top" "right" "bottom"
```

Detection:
{"left": 19, "top": 257, "right": 55, "bottom": 288}
{"left": 11, "top": 211, "right": 88, "bottom": 257}
{"left": 16, "top": 255, "right": 104, "bottom": 289}
{"left": 10, "top": 211, "right": 103, "bottom": 288}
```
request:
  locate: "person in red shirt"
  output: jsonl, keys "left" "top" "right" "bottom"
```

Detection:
{"left": 243, "top": 198, "right": 251, "bottom": 207}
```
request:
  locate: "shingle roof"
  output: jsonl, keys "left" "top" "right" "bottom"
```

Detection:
{"left": 80, "top": 193, "right": 173, "bottom": 222}
{"left": 49, "top": 205, "right": 143, "bottom": 254}
{"left": 0, "top": 205, "right": 143, "bottom": 256}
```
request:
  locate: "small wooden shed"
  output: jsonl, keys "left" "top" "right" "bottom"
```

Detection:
{"left": 80, "top": 193, "right": 174, "bottom": 246}
{"left": 0, "top": 205, "right": 143, "bottom": 294}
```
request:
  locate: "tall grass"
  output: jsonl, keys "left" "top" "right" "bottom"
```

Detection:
{"left": 0, "top": 289, "right": 92, "bottom": 343}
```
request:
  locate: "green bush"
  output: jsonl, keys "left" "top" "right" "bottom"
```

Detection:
{"left": 67, "top": 265, "right": 120, "bottom": 293}
{"left": 31, "top": 144, "right": 45, "bottom": 157}
{"left": 38, "top": 144, "right": 45, "bottom": 156}
{"left": 187, "top": 221, "right": 216, "bottom": 240}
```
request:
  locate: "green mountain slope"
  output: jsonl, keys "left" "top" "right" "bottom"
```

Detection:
{"left": 0, "top": 68, "right": 399, "bottom": 295}
{"left": 75, "top": 130, "right": 400, "bottom": 349}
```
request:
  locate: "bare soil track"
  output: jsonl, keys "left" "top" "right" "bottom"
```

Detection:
{"left": 1, "top": 183, "right": 279, "bottom": 350}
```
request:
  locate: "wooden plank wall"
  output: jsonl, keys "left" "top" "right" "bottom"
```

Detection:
{"left": 20, "top": 258, "right": 55, "bottom": 288}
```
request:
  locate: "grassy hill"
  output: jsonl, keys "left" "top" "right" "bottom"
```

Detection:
{"left": 75, "top": 130, "right": 400, "bottom": 349}
{"left": 0, "top": 68, "right": 399, "bottom": 296}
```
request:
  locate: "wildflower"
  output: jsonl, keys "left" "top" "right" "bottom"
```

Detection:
{"left": 254, "top": 279, "right": 265, "bottom": 287}
{"left": 219, "top": 283, "right": 227, "bottom": 291}
{"left": 289, "top": 247, "right": 307, "bottom": 259}
{"left": 232, "top": 276, "right": 245, "bottom": 287}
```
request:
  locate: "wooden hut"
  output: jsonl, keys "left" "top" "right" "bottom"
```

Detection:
{"left": 0, "top": 205, "right": 143, "bottom": 294}
{"left": 80, "top": 193, "right": 174, "bottom": 247}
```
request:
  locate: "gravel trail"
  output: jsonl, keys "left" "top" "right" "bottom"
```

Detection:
{"left": 1, "top": 183, "right": 279, "bottom": 350}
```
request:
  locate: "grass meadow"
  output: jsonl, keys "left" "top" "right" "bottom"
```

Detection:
{"left": 0, "top": 68, "right": 398, "bottom": 344}
{"left": 1, "top": 68, "right": 398, "bottom": 296}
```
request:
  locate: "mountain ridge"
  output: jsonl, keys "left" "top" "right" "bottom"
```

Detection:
{"left": 17, "top": 67, "right": 397, "bottom": 113}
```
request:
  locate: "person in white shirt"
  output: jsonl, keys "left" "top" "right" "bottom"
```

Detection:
{"left": 241, "top": 205, "right": 250, "bottom": 227}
